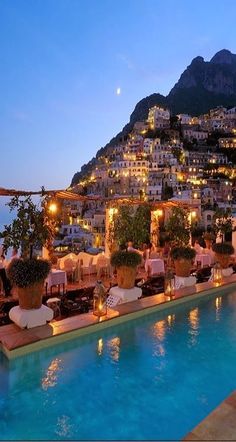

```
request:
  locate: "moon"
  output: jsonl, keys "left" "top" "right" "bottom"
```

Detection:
{"left": 116, "top": 87, "right": 121, "bottom": 95}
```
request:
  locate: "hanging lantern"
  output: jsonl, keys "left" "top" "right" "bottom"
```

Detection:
{"left": 212, "top": 262, "right": 223, "bottom": 284}
{"left": 164, "top": 268, "right": 175, "bottom": 297}
{"left": 93, "top": 281, "right": 107, "bottom": 317}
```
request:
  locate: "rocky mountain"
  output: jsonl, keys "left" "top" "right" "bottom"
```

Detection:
{"left": 168, "top": 49, "right": 236, "bottom": 114}
{"left": 71, "top": 49, "right": 236, "bottom": 186}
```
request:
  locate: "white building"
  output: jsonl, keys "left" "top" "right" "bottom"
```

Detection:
{"left": 182, "top": 128, "right": 208, "bottom": 141}
{"left": 148, "top": 106, "right": 170, "bottom": 130}
{"left": 177, "top": 114, "right": 192, "bottom": 125}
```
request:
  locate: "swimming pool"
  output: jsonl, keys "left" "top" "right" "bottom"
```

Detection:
{"left": 1, "top": 288, "right": 236, "bottom": 440}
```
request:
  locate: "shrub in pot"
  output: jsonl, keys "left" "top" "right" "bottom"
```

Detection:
{"left": 110, "top": 251, "right": 142, "bottom": 289}
{"left": 203, "top": 232, "right": 215, "bottom": 249}
{"left": 7, "top": 258, "right": 51, "bottom": 309}
{"left": 170, "top": 246, "right": 196, "bottom": 277}
{"left": 212, "top": 242, "right": 234, "bottom": 269}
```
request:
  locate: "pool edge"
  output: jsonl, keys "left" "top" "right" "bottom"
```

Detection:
{"left": 2, "top": 279, "right": 236, "bottom": 360}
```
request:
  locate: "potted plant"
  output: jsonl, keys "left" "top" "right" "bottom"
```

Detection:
{"left": 203, "top": 232, "right": 215, "bottom": 250}
{"left": 7, "top": 258, "right": 51, "bottom": 309}
{"left": 110, "top": 250, "right": 142, "bottom": 289}
{"left": 212, "top": 242, "right": 234, "bottom": 269}
{"left": 170, "top": 246, "right": 196, "bottom": 277}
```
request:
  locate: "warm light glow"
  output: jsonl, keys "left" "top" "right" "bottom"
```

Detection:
{"left": 167, "top": 314, "right": 175, "bottom": 326}
{"left": 97, "top": 338, "right": 103, "bottom": 355}
{"left": 48, "top": 202, "right": 57, "bottom": 214}
{"left": 215, "top": 297, "right": 222, "bottom": 309}
{"left": 153, "top": 209, "right": 163, "bottom": 218}
{"left": 107, "top": 337, "right": 120, "bottom": 361}
{"left": 152, "top": 320, "right": 166, "bottom": 341}
{"left": 41, "top": 358, "right": 61, "bottom": 390}
{"left": 189, "top": 307, "right": 199, "bottom": 329}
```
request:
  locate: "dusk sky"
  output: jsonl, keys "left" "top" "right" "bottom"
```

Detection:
{"left": 1, "top": 0, "right": 236, "bottom": 191}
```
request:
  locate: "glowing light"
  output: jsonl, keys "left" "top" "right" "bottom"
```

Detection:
{"left": 48, "top": 202, "right": 57, "bottom": 214}
{"left": 42, "top": 358, "right": 61, "bottom": 390}
{"left": 97, "top": 338, "right": 104, "bottom": 356}
{"left": 116, "top": 87, "right": 121, "bottom": 95}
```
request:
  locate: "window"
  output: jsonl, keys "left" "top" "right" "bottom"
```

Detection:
{"left": 207, "top": 214, "right": 211, "bottom": 221}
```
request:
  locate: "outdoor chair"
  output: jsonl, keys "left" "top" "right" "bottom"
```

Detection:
{"left": 63, "top": 258, "right": 76, "bottom": 283}
{"left": 96, "top": 255, "right": 110, "bottom": 278}
{"left": 74, "top": 259, "right": 83, "bottom": 283}
{"left": 82, "top": 257, "right": 94, "bottom": 280}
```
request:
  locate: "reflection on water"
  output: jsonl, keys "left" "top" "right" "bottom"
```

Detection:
{"left": 107, "top": 337, "right": 121, "bottom": 362}
{"left": 215, "top": 297, "right": 222, "bottom": 321}
{"left": 167, "top": 314, "right": 175, "bottom": 327}
{"left": 96, "top": 336, "right": 121, "bottom": 361}
{"left": 97, "top": 338, "right": 104, "bottom": 356}
{"left": 152, "top": 319, "right": 166, "bottom": 341}
{"left": 41, "top": 358, "right": 62, "bottom": 390}
{"left": 55, "top": 415, "right": 74, "bottom": 438}
{"left": 152, "top": 319, "right": 167, "bottom": 357}
{"left": 188, "top": 307, "right": 199, "bottom": 346}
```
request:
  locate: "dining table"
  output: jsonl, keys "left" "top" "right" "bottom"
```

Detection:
{"left": 195, "top": 253, "right": 211, "bottom": 268}
{"left": 45, "top": 269, "right": 67, "bottom": 295}
{"left": 145, "top": 258, "right": 165, "bottom": 276}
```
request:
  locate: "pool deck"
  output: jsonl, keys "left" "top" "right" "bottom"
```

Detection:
{"left": 183, "top": 390, "right": 236, "bottom": 441}
{"left": 0, "top": 274, "right": 236, "bottom": 360}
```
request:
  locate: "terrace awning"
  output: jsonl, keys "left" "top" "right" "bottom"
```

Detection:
{"left": 0, "top": 187, "right": 101, "bottom": 201}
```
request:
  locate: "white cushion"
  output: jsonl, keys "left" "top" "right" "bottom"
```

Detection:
{"left": 9, "top": 305, "right": 54, "bottom": 329}
{"left": 174, "top": 275, "right": 196, "bottom": 289}
{"left": 222, "top": 267, "right": 234, "bottom": 277}
{"left": 108, "top": 286, "right": 142, "bottom": 304}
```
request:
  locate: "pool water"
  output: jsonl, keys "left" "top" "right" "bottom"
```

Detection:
{"left": 1, "top": 288, "right": 236, "bottom": 440}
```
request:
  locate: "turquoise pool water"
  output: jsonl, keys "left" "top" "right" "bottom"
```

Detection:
{"left": 1, "top": 288, "right": 236, "bottom": 440}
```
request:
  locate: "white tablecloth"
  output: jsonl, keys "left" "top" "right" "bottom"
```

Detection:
{"left": 195, "top": 254, "right": 211, "bottom": 268}
{"left": 145, "top": 258, "right": 165, "bottom": 275}
{"left": 46, "top": 270, "right": 67, "bottom": 290}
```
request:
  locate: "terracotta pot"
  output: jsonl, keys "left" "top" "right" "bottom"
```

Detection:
{"left": 173, "top": 258, "right": 193, "bottom": 277}
{"left": 117, "top": 266, "right": 137, "bottom": 289}
{"left": 17, "top": 282, "right": 44, "bottom": 310}
{"left": 205, "top": 239, "right": 213, "bottom": 249}
{"left": 214, "top": 253, "right": 231, "bottom": 269}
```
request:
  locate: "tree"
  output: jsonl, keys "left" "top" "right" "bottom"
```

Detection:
{"left": 165, "top": 206, "right": 190, "bottom": 245}
{"left": 112, "top": 204, "right": 151, "bottom": 249}
{"left": 0, "top": 196, "right": 57, "bottom": 258}
{"left": 162, "top": 185, "right": 173, "bottom": 200}
{"left": 212, "top": 208, "right": 233, "bottom": 242}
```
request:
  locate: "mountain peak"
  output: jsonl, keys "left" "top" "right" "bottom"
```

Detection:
{"left": 210, "top": 49, "right": 236, "bottom": 64}
{"left": 190, "top": 56, "right": 204, "bottom": 65}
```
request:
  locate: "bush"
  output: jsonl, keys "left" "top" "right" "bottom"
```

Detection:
{"left": 170, "top": 246, "right": 196, "bottom": 261}
{"left": 7, "top": 258, "right": 51, "bottom": 288}
{"left": 110, "top": 251, "right": 142, "bottom": 268}
{"left": 212, "top": 242, "right": 234, "bottom": 256}
{"left": 203, "top": 232, "right": 215, "bottom": 241}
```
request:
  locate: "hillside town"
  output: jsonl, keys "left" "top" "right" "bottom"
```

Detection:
{"left": 60, "top": 104, "right": 236, "bottom": 250}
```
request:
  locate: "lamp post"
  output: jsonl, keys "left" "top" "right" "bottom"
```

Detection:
{"left": 42, "top": 198, "right": 58, "bottom": 259}
{"left": 189, "top": 210, "right": 196, "bottom": 246}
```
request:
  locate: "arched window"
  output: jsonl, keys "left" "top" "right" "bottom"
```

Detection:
{"left": 207, "top": 214, "right": 212, "bottom": 221}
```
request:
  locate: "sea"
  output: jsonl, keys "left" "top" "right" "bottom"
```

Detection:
{"left": 0, "top": 198, "right": 15, "bottom": 257}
